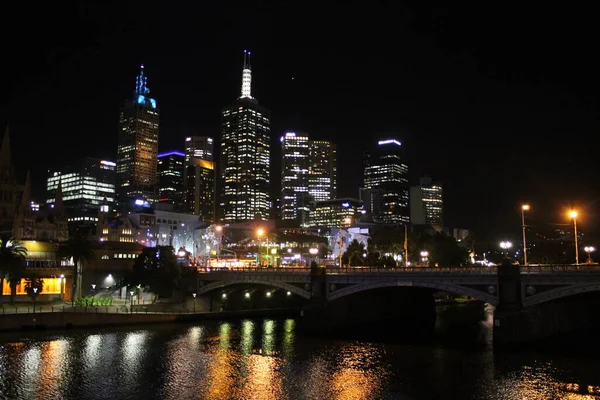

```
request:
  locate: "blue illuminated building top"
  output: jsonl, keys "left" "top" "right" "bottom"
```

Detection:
{"left": 157, "top": 151, "right": 185, "bottom": 158}
{"left": 134, "top": 64, "right": 157, "bottom": 109}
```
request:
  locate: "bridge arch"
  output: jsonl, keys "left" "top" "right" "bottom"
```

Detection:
{"left": 327, "top": 280, "right": 499, "bottom": 304}
{"left": 523, "top": 283, "right": 600, "bottom": 307}
{"left": 197, "top": 280, "right": 312, "bottom": 299}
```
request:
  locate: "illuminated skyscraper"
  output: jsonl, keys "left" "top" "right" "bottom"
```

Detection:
{"left": 185, "top": 136, "right": 213, "bottom": 162}
{"left": 361, "top": 139, "right": 409, "bottom": 224}
{"left": 157, "top": 151, "right": 184, "bottom": 210}
{"left": 116, "top": 65, "right": 160, "bottom": 204}
{"left": 46, "top": 157, "right": 116, "bottom": 224}
{"left": 280, "top": 134, "right": 337, "bottom": 224}
{"left": 308, "top": 140, "right": 337, "bottom": 203}
{"left": 410, "top": 176, "right": 443, "bottom": 226}
{"left": 184, "top": 136, "right": 216, "bottom": 222}
{"left": 280, "top": 132, "right": 310, "bottom": 222}
{"left": 220, "top": 50, "right": 271, "bottom": 222}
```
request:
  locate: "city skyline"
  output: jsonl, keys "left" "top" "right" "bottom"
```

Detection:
{"left": 2, "top": 3, "right": 599, "bottom": 239}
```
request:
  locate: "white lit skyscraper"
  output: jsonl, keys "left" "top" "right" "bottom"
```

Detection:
{"left": 362, "top": 139, "right": 409, "bottom": 224}
{"left": 184, "top": 136, "right": 216, "bottom": 222}
{"left": 220, "top": 50, "right": 271, "bottom": 222}
{"left": 308, "top": 140, "right": 337, "bottom": 203}
{"left": 281, "top": 134, "right": 337, "bottom": 224}
{"left": 280, "top": 132, "right": 310, "bottom": 222}
{"left": 410, "top": 176, "right": 443, "bottom": 226}
{"left": 116, "top": 65, "right": 159, "bottom": 204}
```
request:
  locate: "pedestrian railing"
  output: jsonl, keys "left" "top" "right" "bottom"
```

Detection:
{"left": 0, "top": 305, "right": 211, "bottom": 316}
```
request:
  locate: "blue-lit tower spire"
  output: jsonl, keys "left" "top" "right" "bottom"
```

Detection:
{"left": 135, "top": 64, "right": 149, "bottom": 96}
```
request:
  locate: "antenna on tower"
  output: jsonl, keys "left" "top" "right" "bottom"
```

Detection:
{"left": 240, "top": 50, "right": 253, "bottom": 99}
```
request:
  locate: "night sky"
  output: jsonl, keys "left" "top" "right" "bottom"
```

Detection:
{"left": 1, "top": 3, "right": 598, "bottom": 241}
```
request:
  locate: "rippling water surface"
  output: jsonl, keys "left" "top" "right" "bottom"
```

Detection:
{"left": 0, "top": 304, "right": 599, "bottom": 399}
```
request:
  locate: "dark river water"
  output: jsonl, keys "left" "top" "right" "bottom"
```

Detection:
{"left": 0, "top": 303, "right": 598, "bottom": 399}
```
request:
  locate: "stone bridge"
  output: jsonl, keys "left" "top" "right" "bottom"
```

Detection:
{"left": 196, "top": 264, "right": 600, "bottom": 306}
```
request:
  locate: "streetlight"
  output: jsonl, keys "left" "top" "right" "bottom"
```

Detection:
{"left": 33, "top": 287, "right": 38, "bottom": 314}
{"left": 569, "top": 210, "right": 579, "bottom": 264}
{"left": 521, "top": 204, "right": 530, "bottom": 265}
{"left": 256, "top": 229, "right": 265, "bottom": 266}
{"left": 584, "top": 246, "right": 595, "bottom": 264}
{"left": 500, "top": 241, "right": 512, "bottom": 257}
{"left": 309, "top": 247, "right": 318, "bottom": 267}
{"left": 420, "top": 250, "right": 429, "bottom": 267}
{"left": 192, "top": 293, "right": 197, "bottom": 313}
{"left": 130, "top": 290, "right": 134, "bottom": 311}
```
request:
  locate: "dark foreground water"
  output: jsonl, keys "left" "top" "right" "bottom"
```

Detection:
{"left": 0, "top": 303, "right": 599, "bottom": 400}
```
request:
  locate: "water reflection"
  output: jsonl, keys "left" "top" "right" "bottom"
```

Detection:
{"left": 0, "top": 305, "right": 598, "bottom": 399}
{"left": 38, "top": 340, "right": 70, "bottom": 396}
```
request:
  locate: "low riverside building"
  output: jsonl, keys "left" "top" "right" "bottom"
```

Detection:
{"left": 1, "top": 240, "right": 73, "bottom": 302}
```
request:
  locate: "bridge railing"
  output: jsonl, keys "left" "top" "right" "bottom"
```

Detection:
{"left": 520, "top": 265, "right": 600, "bottom": 273}
{"left": 196, "top": 265, "right": 600, "bottom": 274}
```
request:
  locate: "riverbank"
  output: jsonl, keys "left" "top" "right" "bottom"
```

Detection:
{"left": 0, "top": 308, "right": 301, "bottom": 332}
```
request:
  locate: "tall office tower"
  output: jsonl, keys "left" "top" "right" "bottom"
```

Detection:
{"left": 0, "top": 127, "right": 21, "bottom": 234}
{"left": 46, "top": 157, "right": 116, "bottom": 223}
{"left": 410, "top": 176, "right": 443, "bottom": 226}
{"left": 220, "top": 50, "right": 271, "bottom": 222}
{"left": 157, "top": 151, "right": 184, "bottom": 210}
{"left": 185, "top": 136, "right": 214, "bottom": 162}
{"left": 308, "top": 140, "right": 337, "bottom": 203}
{"left": 183, "top": 136, "right": 216, "bottom": 222}
{"left": 280, "top": 132, "right": 310, "bottom": 222}
{"left": 116, "top": 65, "right": 160, "bottom": 205}
{"left": 362, "top": 139, "right": 409, "bottom": 224}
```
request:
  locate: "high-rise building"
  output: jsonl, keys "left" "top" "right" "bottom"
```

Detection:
{"left": 308, "top": 140, "right": 337, "bottom": 203}
{"left": 183, "top": 136, "right": 216, "bottom": 222}
{"left": 116, "top": 65, "right": 160, "bottom": 204}
{"left": 220, "top": 50, "right": 271, "bottom": 222}
{"left": 280, "top": 132, "right": 310, "bottom": 222}
{"left": 185, "top": 136, "right": 214, "bottom": 162}
{"left": 46, "top": 157, "right": 116, "bottom": 224}
{"left": 157, "top": 151, "right": 184, "bottom": 210}
{"left": 361, "top": 139, "right": 409, "bottom": 224}
{"left": 0, "top": 127, "right": 22, "bottom": 234}
{"left": 410, "top": 176, "right": 443, "bottom": 226}
{"left": 306, "top": 198, "right": 365, "bottom": 229}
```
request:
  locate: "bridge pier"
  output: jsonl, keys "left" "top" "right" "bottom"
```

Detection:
{"left": 494, "top": 260, "right": 600, "bottom": 346}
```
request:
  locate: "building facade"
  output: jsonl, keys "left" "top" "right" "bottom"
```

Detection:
{"left": 183, "top": 136, "right": 215, "bottom": 222}
{"left": 220, "top": 50, "right": 271, "bottom": 222}
{"left": 362, "top": 139, "right": 409, "bottom": 224}
{"left": 280, "top": 132, "right": 310, "bottom": 222}
{"left": 116, "top": 65, "right": 160, "bottom": 204}
{"left": 13, "top": 172, "right": 69, "bottom": 242}
{"left": 305, "top": 198, "right": 365, "bottom": 229}
{"left": 0, "top": 128, "right": 22, "bottom": 234}
{"left": 46, "top": 157, "right": 116, "bottom": 225}
{"left": 157, "top": 151, "right": 184, "bottom": 211}
{"left": 410, "top": 176, "right": 443, "bottom": 226}
{"left": 308, "top": 140, "right": 337, "bottom": 203}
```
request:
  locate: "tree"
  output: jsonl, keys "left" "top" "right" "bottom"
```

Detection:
{"left": 57, "top": 233, "right": 95, "bottom": 305}
{"left": 0, "top": 236, "right": 27, "bottom": 305}
{"left": 24, "top": 275, "right": 44, "bottom": 311}
{"left": 127, "top": 246, "right": 181, "bottom": 301}
{"left": 342, "top": 239, "right": 366, "bottom": 266}
{"left": 414, "top": 232, "right": 469, "bottom": 266}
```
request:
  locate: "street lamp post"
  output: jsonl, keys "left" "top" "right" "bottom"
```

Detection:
{"left": 420, "top": 250, "right": 429, "bottom": 267}
{"left": 500, "top": 241, "right": 513, "bottom": 257}
{"left": 569, "top": 210, "right": 579, "bottom": 264}
{"left": 192, "top": 293, "right": 197, "bottom": 313}
{"left": 584, "top": 246, "right": 595, "bottom": 264}
{"left": 521, "top": 204, "right": 530, "bottom": 265}
{"left": 256, "top": 228, "right": 264, "bottom": 266}
{"left": 215, "top": 225, "right": 222, "bottom": 266}
{"left": 130, "top": 290, "right": 134, "bottom": 312}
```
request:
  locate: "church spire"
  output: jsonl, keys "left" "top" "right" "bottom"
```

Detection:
{"left": 0, "top": 124, "right": 11, "bottom": 170}
{"left": 19, "top": 170, "right": 32, "bottom": 214}
{"left": 53, "top": 179, "right": 65, "bottom": 215}
{"left": 240, "top": 50, "right": 253, "bottom": 99}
